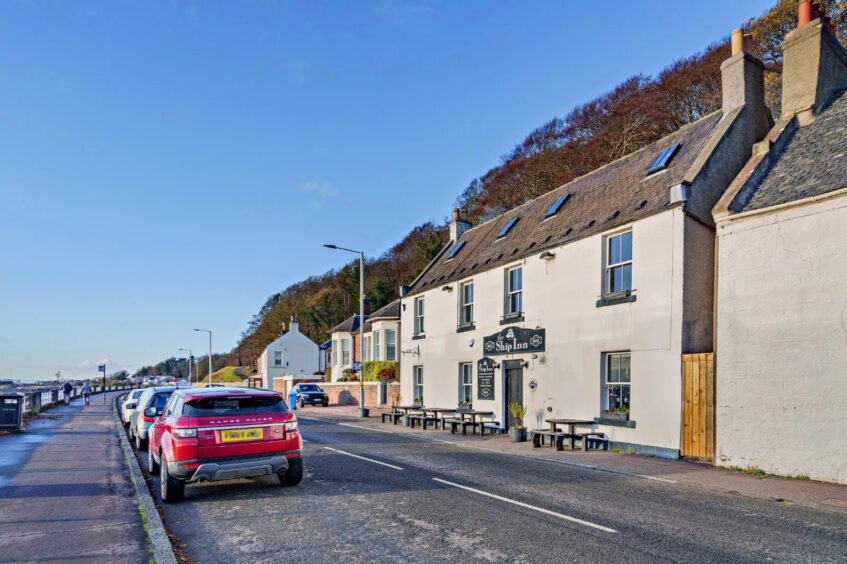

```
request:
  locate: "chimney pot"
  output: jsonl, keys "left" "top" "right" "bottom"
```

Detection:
{"left": 731, "top": 28, "right": 744, "bottom": 56}
{"left": 799, "top": 0, "right": 812, "bottom": 26}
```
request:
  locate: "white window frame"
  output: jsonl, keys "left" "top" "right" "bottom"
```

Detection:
{"left": 605, "top": 230, "right": 633, "bottom": 296}
{"left": 459, "top": 363, "right": 473, "bottom": 404}
{"left": 363, "top": 336, "right": 371, "bottom": 362}
{"left": 374, "top": 331, "right": 381, "bottom": 361}
{"left": 332, "top": 339, "right": 338, "bottom": 365}
{"left": 385, "top": 329, "right": 396, "bottom": 361}
{"left": 413, "top": 366, "right": 424, "bottom": 403}
{"left": 341, "top": 339, "right": 351, "bottom": 366}
{"left": 603, "top": 352, "right": 631, "bottom": 412}
{"left": 414, "top": 297, "right": 425, "bottom": 335}
{"left": 459, "top": 281, "right": 474, "bottom": 327}
{"left": 274, "top": 351, "right": 282, "bottom": 366}
{"left": 505, "top": 266, "right": 523, "bottom": 317}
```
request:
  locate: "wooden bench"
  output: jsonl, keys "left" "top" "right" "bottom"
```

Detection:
{"left": 381, "top": 411, "right": 402, "bottom": 425}
{"left": 406, "top": 414, "right": 437, "bottom": 429}
{"left": 482, "top": 422, "right": 502, "bottom": 435}
{"left": 444, "top": 418, "right": 479, "bottom": 435}
{"left": 531, "top": 430, "right": 569, "bottom": 450}
{"left": 575, "top": 432, "right": 608, "bottom": 451}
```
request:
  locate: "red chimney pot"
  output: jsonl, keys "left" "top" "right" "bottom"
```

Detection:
{"left": 798, "top": 0, "right": 812, "bottom": 26}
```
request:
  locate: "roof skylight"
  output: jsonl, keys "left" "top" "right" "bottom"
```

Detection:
{"left": 543, "top": 194, "right": 570, "bottom": 219}
{"left": 496, "top": 217, "right": 519, "bottom": 239}
{"left": 446, "top": 240, "right": 465, "bottom": 260}
{"left": 647, "top": 144, "right": 681, "bottom": 175}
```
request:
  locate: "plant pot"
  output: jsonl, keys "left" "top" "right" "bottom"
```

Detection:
{"left": 601, "top": 410, "right": 628, "bottom": 422}
{"left": 509, "top": 427, "right": 527, "bottom": 442}
{"left": 359, "top": 407, "right": 370, "bottom": 418}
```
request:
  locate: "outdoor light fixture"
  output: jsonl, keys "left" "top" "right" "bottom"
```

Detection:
{"left": 441, "top": 285, "right": 453, "bottom": 292}
{"left": 539, "top": 251, "right": 556, "bottom": 260}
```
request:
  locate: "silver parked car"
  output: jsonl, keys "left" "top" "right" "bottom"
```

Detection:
{"left": 128, "top": 386, "right": 175, "bottom": 451}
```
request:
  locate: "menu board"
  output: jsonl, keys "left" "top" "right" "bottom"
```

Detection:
{"left": 477, "top": 357, "right": 495, "bottom": 401}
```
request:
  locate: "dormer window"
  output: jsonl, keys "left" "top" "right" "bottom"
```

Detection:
{"left": 647, "top": 144, "right": 681, "bottom": 175}
{"left": 496, "top": 217, "right": 519, "bottom": 239}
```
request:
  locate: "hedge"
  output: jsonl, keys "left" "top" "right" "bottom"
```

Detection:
{"left": 362, "top": 361, "right": 399, "bottom": 382}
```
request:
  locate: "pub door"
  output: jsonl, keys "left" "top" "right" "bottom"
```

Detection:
{"left": 504, "top": 361, "right": 524, "bottom": 428}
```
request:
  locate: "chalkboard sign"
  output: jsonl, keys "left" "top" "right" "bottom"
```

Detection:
{"left": 477, "top": 357, "right": 495, "bottom": 401}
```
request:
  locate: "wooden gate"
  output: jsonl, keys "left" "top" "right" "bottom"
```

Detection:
{"left": 681, "top": 353, "right": 715, "bottom": 461}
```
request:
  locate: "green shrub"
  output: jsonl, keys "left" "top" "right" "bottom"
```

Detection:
{"left": 362, "top": 361, "right": 399, "bottom": 382}
{"left": 325, "top": 367, "right": 332, "bottom": 381}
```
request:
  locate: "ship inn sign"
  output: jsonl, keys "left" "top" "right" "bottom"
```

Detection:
{"left": 483, "top": 327, "right": 545, "bottom": 356}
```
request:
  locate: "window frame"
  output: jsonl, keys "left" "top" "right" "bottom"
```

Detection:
{"left": 363, "top": 335, "right": 371, "bottom": 362}
{"left": 341, "top": 339, "right": 351, "bottom": 366}
{"left": 374, "top": 331, "right": 381, "bottom": 361}
{"left": 414, "top": 297, "right": 425, "bottom": 335}
{"left": 604, "top": 229, "right": 633, "bottom": 296}
{"left": 505, "top": 265, "right": 523, "bottom": 318}
{"left": 273, "top": 351, "right": 283, "bottom": 366}
{"left": 459, "top": 280, "right": 474, "bottom": 327}
{"left": 603, "top": 352, "right": 631, "bottom": 413}
{"left": 413, "top": 365, "right": 424, "bottom": 403}
{"left": 385, "top": 329, "right": 397, "bottom": 361}
{"left": 459, "top": 363, "right": 473, "bottom": 404}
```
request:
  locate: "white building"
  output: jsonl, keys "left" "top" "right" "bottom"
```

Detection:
{"left": 400, "top": 33, "right": 770, "bottom": 457}
{"left": 256, "top": 320, "right": 320, "bottom": 389}
{"left": 713, "top": 11, "right": 847, "bottom": 483}
{"left": 362, "top": 300, "right": 400, "bottom": 365}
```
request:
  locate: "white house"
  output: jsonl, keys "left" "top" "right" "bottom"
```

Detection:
{"left": 362, "top": 300, "right": 400, "bottom": 364}
{"left": 400, "top": 31, "right": 770, "bottom": 458}
{"left": 256, "top": 319, "right": 320, "bottom": 389}
{"left": 328, "top": 312, "right": 363, "bottom": 381}
{"left": 713, "top": 8, "right": 847, "bottom": 483}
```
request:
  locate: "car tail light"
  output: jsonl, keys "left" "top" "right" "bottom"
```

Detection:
{"left": 142, "top": 415, "right": 154, "bottom": 423}
{"left": 180, "top": 462, "right": 200, "bottom": 470}
{"left": 284, "top": 452, "right": 299, "bottom": 459}
{"left": 173, "top": 428, "right": 197, "bottom": 438}
{"left": 284, "top": 422, "right": 298, "bottom": 432}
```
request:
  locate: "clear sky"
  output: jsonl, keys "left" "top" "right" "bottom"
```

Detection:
{"left": 0, "top": 0, "right": 775, "bottom": 381}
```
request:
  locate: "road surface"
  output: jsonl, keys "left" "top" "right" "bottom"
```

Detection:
{"left": 128, "top": 413, "right": 847, "bottom": 563}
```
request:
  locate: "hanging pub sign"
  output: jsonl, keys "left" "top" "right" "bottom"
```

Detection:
{"left": 477, "top": 357, "right": 495, "bottom": 401}
{"left": 483, "top": 327, "right": 545, "bottom": 356}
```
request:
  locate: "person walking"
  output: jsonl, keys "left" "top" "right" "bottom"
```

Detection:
{"left": 81, "top": 381, "right": 92, "bottom": 406}
{"left": 62, "top": 381, "right": 73, "bottom": 405}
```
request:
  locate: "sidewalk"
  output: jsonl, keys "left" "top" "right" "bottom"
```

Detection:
{"left": 0, "top": 393, "right": 149, "bottom": 562}
{"left": 298, "top": 406, "right": 847, "bottom": 513}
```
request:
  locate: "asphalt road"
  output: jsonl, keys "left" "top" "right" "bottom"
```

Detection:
{"left": 125, "top": 412, "right": 847, "bottom": 564}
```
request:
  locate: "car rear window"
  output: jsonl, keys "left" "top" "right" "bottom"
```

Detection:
{"left": 152, "top": 392, "right": 172, "bottom": 411}
{"left": 183, "top": 395, "right": 287, "bottom": 416}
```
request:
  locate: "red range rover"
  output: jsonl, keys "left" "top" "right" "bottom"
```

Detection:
{"left": 147, "top": 387, "right": 303, "bottom": 502}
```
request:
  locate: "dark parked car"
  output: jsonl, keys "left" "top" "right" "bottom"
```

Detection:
{"left": 291, "top": 384, "right": 329, "bottom": 408}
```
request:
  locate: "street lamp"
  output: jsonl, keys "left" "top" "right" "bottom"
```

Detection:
{"left": 324, "top": 243, "right": 367, "bottom": 417}
{"left": 178, "top": 348, "right": 193, "bottom": 384}
{"left": 193, "top": 329, "right": 212, "bottom": 386}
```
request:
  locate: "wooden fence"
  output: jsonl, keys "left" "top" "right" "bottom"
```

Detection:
{"left": 681, "top": 353, "right": 715, "bottom": 461}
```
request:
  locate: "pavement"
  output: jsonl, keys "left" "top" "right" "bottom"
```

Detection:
{"left": 129, "top": 405, "right": 847, "bottom": 564}
{"left": 0, "top": 392, "right": 149, "bottom": 563}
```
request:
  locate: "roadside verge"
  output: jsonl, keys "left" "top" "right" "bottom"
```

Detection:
{"left": 113, "top": 397, "right": 178, "bottom": 564}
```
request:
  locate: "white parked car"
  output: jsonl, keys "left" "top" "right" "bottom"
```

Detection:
{"left": 121, "top": 389, "right": 145, "bottom": 426}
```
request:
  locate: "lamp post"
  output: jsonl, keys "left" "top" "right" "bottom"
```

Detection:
{"left": 324, "top": 243, "right": 367, "bottom": 417}
{"left": 178, "top": 348, "right": 193, "bottom": 384}
{"left": 193, "top": 329, "right": 212, "bottom": 386}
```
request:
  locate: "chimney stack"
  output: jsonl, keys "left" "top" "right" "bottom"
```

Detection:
{"left": 782, "top": 0, "right": 847, "bottom": 121}
{"left": 289, "top": 316, "right": 299, "bottom": 333}
{"left": 721, "top": 27, "right": 768, "bottom": 136}
{"left": 449, "top": 208, "right": 471, "bottom": 242}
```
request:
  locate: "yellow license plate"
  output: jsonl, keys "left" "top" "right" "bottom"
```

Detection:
{"left": 220, "top": 428, "right": 263, "bottom": 443}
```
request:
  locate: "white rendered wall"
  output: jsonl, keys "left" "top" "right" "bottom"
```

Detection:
{"left": 259, "top": 327, "right": 320, "bottom": 389}
{"left": 715, "top": 194, "right": 847, "bottom": 483}
{"left": 401, "top": 209, "right": 688, "bottom": 452}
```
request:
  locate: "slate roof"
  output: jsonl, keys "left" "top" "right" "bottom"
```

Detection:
{"left": 407, "top": 111, "right": 724, "bottom": 296}
{"left": 330, "top": 314, "right": 362, "bottom": 334}
{"left": 331, "top": 300, "right": 400, "bottom": 334}
{"left": 741, "top": 89, "right": 847, "bottom": 212}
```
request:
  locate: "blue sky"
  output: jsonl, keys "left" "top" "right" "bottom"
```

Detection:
{"left": 0, "top": 0, "right": 774, "bottom": 381}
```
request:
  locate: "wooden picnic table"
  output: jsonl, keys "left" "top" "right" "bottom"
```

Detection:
{"left": 393, "top": 405, "right": 424, "bottom": 414}
{"left": 448, "top": 410, "right": 496, "bottom": 435}
{"left": 419, "top": 407, "right": 457, "bottom": 428}
{"left": 545, "top": 418, "right": 595, "bottom": 450}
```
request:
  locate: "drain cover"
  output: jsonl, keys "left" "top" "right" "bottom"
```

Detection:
{"left": 821, "top": 498, "right": 847, "bottom": 508}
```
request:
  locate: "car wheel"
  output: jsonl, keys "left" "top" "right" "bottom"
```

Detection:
{"left": 148, "top": 447, "right": 160, "bottom": 476}
{"left": 128, "top": 424, "right": 135, "bottom": 441}
{"left": 297, "top": 397, "right": 304, "bottom": 409}
{"left": 322, "top": 403, "right": 329, "bottom": 407}
{"left": 135, "top": 431, "right": 146, "bottom": 451}
{"left": 278, "top": 459, "right": 303, "bottom": 487}
{"left": 160, "top": 455, "right": 185, "bottom": 503}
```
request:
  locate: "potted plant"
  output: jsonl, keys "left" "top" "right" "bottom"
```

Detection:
{"left": 601, "top": 405, "right": 629, "bottom": 422}
{"left": 508, "top": 401, "right": 528, "bottom": 442}
{"left": 458, "top": 399, "right": 472, "bottom": 411}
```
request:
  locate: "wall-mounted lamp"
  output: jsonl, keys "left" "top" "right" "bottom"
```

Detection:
{"left": 522, "top": 361, "right": 530, "bottom": 369}
{"left": 539, "top": 251, "right": 556, "bottom": 261}
{"left": 492, "top": 362, "right": 501, "bottom": 369}
{"left": 441, "top": 285, "right": 454, "bottom": 292}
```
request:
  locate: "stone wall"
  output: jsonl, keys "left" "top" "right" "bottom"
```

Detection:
{"left": 273, "top": 380, "right": 400, "bottom": 408}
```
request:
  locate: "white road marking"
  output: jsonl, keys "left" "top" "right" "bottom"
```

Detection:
{"left": 323, "top": 446, "right": 404, "bottom": 471}
{"left": 432, "top": 478, "right": 618, "bottom": 533}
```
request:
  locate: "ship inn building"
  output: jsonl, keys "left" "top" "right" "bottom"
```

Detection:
{"left": 400, "top": 31, "right": 771, "bottom": 457}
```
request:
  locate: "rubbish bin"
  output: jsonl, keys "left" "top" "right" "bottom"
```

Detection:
{"left": 288, "top": 391, "right": 298, "bottom": 410}
{"left": 0, "top": 392, "right": 25, "bottom": 431}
